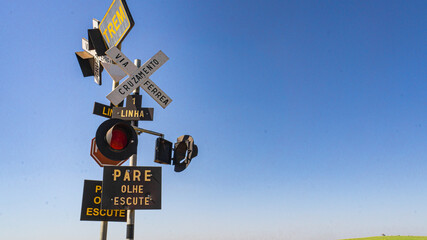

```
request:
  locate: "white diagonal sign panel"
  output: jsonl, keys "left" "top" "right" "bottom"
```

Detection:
{"left": 99, "top": 46, "right": 128, "bottom": 82}
{"left": 105, "top": 47, "right": 172, "bottom": 108}
{"left": 105, "top": 46, "right": 138, "bottom": 75}
{"left": 101, "top": 61, "right": 127, "bottom": 82}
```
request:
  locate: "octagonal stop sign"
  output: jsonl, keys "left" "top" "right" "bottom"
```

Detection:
{"left": 90, "top": 137, "right": 128, "bottom": 167}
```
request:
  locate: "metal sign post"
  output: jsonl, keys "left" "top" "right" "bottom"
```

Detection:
{"left": 100, "top": 221, "right": 108, "bottom": 240}
{"left": 127, "top": 59, "right": 140, "bottom": 240}
{"left": 98, "top": 71, "right": 123, "bottom": 240}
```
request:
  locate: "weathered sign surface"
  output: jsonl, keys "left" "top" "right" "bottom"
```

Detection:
{"left": 99, "top": 0, "right": 134, "bottom": 49}
{"left": 80, "top": 180, "right": 127, "bottom": 221}
{"left": 105, "top": 47, "right": 171, "bottom": 108}
{"left": 93, "top": 102, "right": 113, "bottom": 118}
{"left": 90, "top": 138, "right": 128, "bottom": 166}
{"left": 112, "top": 107, "right": 154, "bottom": 121}
{"left": 101, "top": 166, "right": 161, "bottom": 210}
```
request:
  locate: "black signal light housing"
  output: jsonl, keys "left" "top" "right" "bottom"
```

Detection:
{"left": 95, "top": 119, "right": 138, "bottom": 161}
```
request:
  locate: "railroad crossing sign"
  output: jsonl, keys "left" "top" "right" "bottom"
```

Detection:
{"left": 93, "top": 102, "right": 113, "bottom": 118}
{"left": 101, "top": 166, "right": 162, "bottom": 209}
{"left": 80, "top": 180, "right": 127, "bottom": 221}
{"left": 81, "top": 37, "right": 110, "bottom": 85}
{"left": 112, "top": 95, "right": 154, "bottom": 121}
{"left": 105, "top": 47, "right": 172, "bottom": 108}
{"left": 80, "top": 38, "right": 126, "bottom": 85}
{"left": 91, "top": 18, "right": 128, "bottom": 83}
{"left": 75, "top": 19, "right": 113, "bottom": 85}
{"left": 90, "top": 138, "right": 128, "bottom": 167}
{"left": 102, "top": 60, "right": 127, "bottom": 82}
{"left": 99, "top": 0, "right": 134, "bottom": 49}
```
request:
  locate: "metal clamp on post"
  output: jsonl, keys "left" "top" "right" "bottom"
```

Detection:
{"left": 133, "top": 127, "right": 164, "bottom": 138}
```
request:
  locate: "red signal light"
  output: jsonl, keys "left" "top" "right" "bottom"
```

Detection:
{"left": 107, "top": 127, "right": 129, "bottom": 150}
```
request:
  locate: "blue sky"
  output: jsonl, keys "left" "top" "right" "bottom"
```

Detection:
{"left": 0, "top": 1, "right": 426, "bottom": 240}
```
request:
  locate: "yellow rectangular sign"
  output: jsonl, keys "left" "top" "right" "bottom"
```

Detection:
{"left": 99, "top": 0, "right": 134, "bottom": 49}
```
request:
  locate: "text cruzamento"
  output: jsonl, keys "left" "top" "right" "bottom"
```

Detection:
{"left": 106, "top": 50, "right": 170, "bottom": 107}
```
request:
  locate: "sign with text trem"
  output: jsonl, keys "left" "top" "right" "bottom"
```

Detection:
{"left": 99, "top": 0, "right": 134, "bottom": 49}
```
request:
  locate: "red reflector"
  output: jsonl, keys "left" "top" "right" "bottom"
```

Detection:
{"left": 109, "top": 128, "right": 128, "bottom": 150}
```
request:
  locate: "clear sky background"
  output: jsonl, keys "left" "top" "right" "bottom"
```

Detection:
{"left": 0, "top": 1, "right": 426, "bottom": 240}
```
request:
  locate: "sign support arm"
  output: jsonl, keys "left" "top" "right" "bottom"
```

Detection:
{"left": 133, "top": 127, "right": 164, "bottom": 138}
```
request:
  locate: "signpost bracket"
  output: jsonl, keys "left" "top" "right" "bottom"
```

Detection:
{"left": 133, "top": 127, "right": 164, "bottom": 138}
{"left": 88, "top": 29, "right": 107, "bottom": 56}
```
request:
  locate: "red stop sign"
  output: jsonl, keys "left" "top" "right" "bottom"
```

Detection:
{"left": 90, "top": 137, "right": 128, "bottom": 167}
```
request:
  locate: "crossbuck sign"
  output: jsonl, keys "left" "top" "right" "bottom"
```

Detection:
{"left": 105, "top": 47, "right": 172, "bottom": 108}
